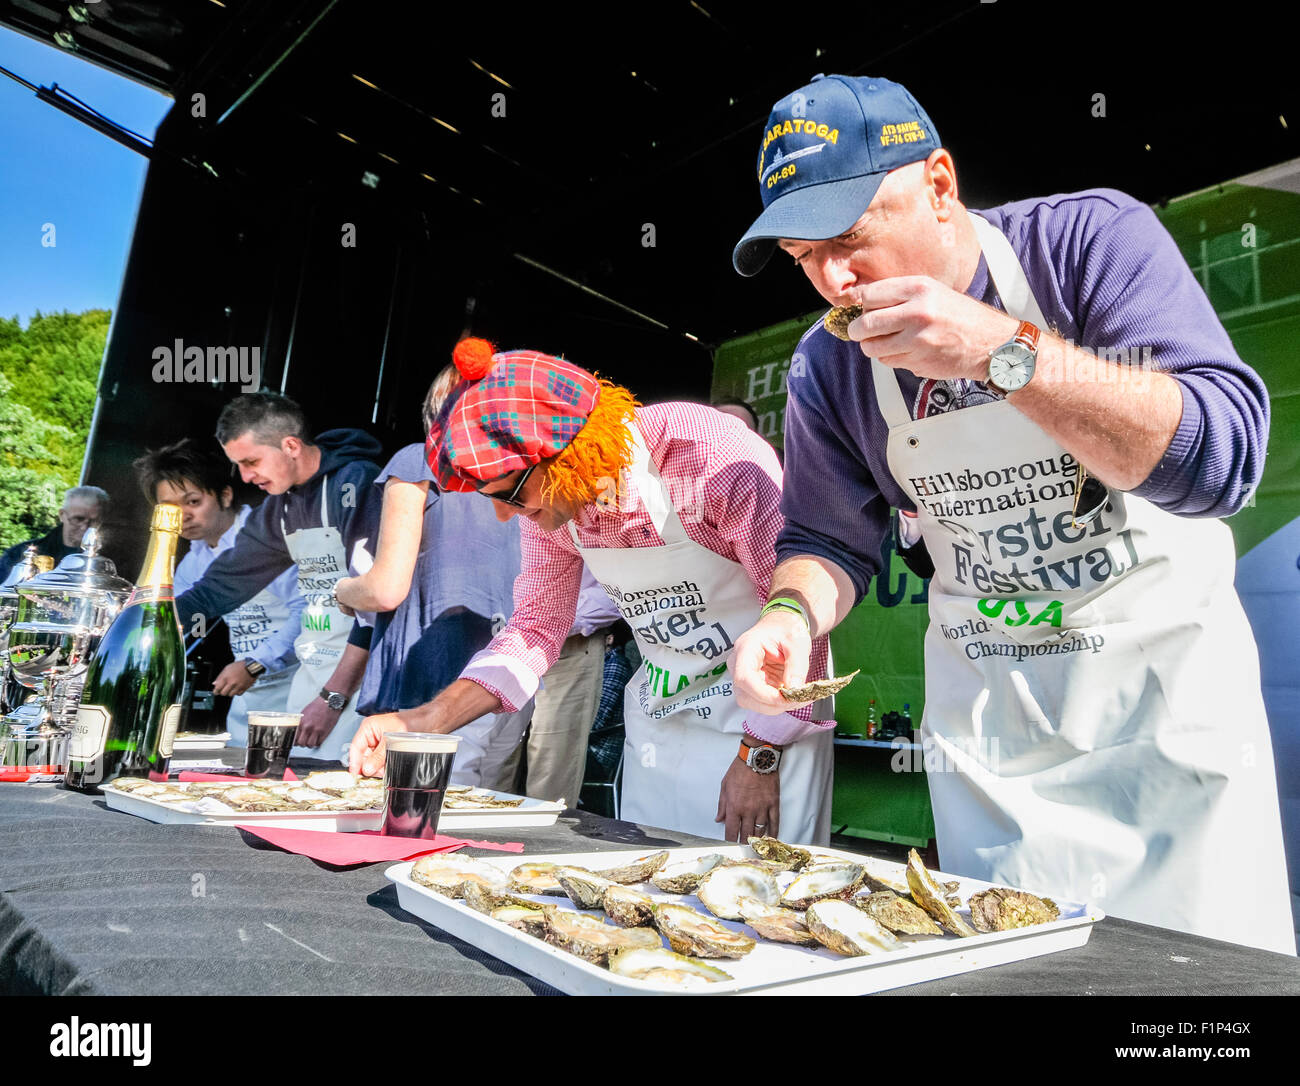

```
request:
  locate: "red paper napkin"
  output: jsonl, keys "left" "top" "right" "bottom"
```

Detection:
{"left": 235, "top": 824, "right": 524, "bottom": 865}
{"left": 177, "top": 769, "right": 300, "bottom": 782}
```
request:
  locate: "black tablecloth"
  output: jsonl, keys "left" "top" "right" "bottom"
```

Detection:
{"left": 3, "top": 761, "right": 1299, "bottom": 996}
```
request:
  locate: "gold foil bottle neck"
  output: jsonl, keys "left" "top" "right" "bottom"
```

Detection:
{"left": 151, "top": 503, "right": 183, "bottom": 535}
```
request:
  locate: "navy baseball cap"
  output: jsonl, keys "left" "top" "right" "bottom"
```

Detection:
{"left": 733, "top": 74, "right": 940, "bottom": 276}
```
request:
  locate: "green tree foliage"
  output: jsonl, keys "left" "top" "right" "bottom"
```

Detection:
{"left": 0, "top": 310, "right": 107, "bottom": 549}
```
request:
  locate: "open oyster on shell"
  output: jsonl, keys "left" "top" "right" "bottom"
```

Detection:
{"left": 602, "top": 884, "right": 658, "bottom": 928}
{"left": 507, "top": 861, "right": 567, "bottom": 896}
{"left": 905, "top": 849, "right": 976, "bottom": 937}
{"left": 654, "top": 903, "right": 756, "bottom": 959}
{"left": 747, "top": 836, "right": 812, "bottom": 872}
{"left": 696, "top": 862, "right": 780, "bottom": 920}
{"left": 779, "top": 669, "right": 860, "bottom": 707}
{"left": 736, "top": 899, "right": 820, "bottom": 946}
{"left": 650, "top": 853, "right": 727, "bottom": 895}
{"left": 596, "top": 850, "right": 669, "bottom": 885}
{"left": 607, "top": 947, "right": 733, "bottom": 987}
{"left": 856, "top": 890, "right": 943, "bottom": 936}
{"left": 806, "top": 899, "right": 902, "bottom": 956}
{"left": 780, "top": 860, "right": 865, "bottom": 910}
{"left": 543, "top": 910, "right": 661, "bottom": 965}
{"left": 555, "top": 867, "right": 619, "bottom": 910}
{"left": 823, "top": 303, "right": 864, "bottom": 341}
{"left": 968, "top": 887, "right": 1060, "bottom": 932}
{"left": 410, "top": 855, "right": 509, "bottom": 899}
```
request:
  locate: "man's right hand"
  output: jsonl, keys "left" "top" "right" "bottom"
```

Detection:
{"left": 348, "top": 713, "right": 411, "bottom": 777}
{"left": 730, "top": 610, "right": 812, "bottom": 714}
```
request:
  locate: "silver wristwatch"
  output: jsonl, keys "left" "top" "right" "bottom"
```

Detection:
{"left": 738, "top": 739, "right": 781, "bottom": 775}
{"left": 319, "top": 687, "right": 348, "bottom": 711}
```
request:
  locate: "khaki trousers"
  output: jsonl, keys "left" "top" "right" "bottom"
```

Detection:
{"left": 493, "top": 631, "right": 606, "bottom": 804}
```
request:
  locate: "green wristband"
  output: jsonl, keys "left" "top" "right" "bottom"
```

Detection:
{"left": 761, "top": 597, "right": 809, "bottom": 630}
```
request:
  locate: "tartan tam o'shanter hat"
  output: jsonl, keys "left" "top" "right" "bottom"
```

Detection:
{"left": 426, "top": 340, "right": 602, "bottom": 492}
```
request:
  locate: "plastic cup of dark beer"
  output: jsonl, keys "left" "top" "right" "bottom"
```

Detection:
{"left": 382, "top": 733, "right": 460, "bottom": 838}
{"left": 243, "top": 711, "right": 301, "bottom": 779}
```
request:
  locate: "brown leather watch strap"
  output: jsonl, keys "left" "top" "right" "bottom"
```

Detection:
{"left": 1013, "top": 320, "right": 1040, "bottom": 351}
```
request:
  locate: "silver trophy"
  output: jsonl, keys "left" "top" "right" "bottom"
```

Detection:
{"left": 1, "top": 529, "right": 132, "bottom": 773}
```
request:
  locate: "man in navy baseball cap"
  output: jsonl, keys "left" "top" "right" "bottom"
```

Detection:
{"left": 732, "top": 74, "right": 940, "bottom": 276}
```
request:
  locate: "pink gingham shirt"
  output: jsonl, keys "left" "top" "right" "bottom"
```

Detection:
{"left": 460, "top": 402, "right": 835, "bottom": 745}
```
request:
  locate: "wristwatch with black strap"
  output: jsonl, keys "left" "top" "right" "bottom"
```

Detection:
{"left": 737, "top": 738, "right": 782, "bottom": 774}
{"left": 319, "top": 687, "right": 349, "bottom": 711}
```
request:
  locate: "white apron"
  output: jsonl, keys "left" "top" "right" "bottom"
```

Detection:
{"left": 223, "top": 585, "right": 299, "bottom": 747}
{"left": 572, "top": 426, "right": 834, "bottom": 845}
{"left": 282, "top": 477, "right": 362, "bottom": 763}
{"left": 873, "top": 211, "right": 1292, "bottom": 952}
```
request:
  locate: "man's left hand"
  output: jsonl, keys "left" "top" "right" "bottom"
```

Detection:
{"left": 716, "top": 756, "right": 779, "bottom": 842}
{"left": 211, "top": 661, "right": 257, "bottom": 698}
{"left": 847, "top": 275, "right": 1019, "bottom": 382}
{"left": 295, "top": 698, "right": 341, "bottom": 748}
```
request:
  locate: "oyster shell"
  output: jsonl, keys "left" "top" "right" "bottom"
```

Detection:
{"left": 607, "top": 947, "right": 732, "bottom": 987}
{"left": 108, "top": 777, "right": 160, "bottom": 794}
{"left": 650, "top": 853, "right": 727, "bottom": 895}
{"left": 747, "top": 836, "right": 812, "bottom": 872}
{"left": 806, "top": 899, "right": 902, "bottom": 956}
{"left": 856, "top": 890, "right": 943, "bottom": 936}
{"left": 602, "top": 884, "right": 657, "bottom": 928}
{"left": 858, "top": 857, "right": 911, "bottom": 896}
{"left": 696, "top": 863, "right": 781, "bottom": 920}
{"left": 654, "top": 903, "right": 756, "bottom": 959}
{"left": 905, "top": 849, "right": 976, "bottom": 937}
{"left": 780, "top": 861, "right": 865, "bottom": 910}
{"left": 555, "top": 866, "right": 619, "bottom": 909}
{"left": 302, "top": 770, "right": 361, "bottom": 794}
{"left": 508, "top": 861, "right": 567, "bottom": 896}
{"left": 218, "top": 786, "right": 299, "bottom": 811}
{"left": 779, "top": 669, "right": 860, "bottom": 706}
{"left": 442, "top": 790, "right": 525, "bottom": 809}
{"left": 491, "top": 904, "right": 550, "bottom": 936}
{"left": 823, "top": 303, "right": 863, "bottom": 341}
{"left": 461, "top": 882, "right": 547, "bottom": 917}
{"left": 736, "top": 899, "right": 820, "bottom": 946}
{"left": 596, "top": 850, "right": 669, "bottom": 885}
{"left": 410, "top": 855, "right": 509, "bottom": 899}
{"left": 968, "top": 887, "right": 1060, "bottom": 932}
{"left": 543, "top": 910, "right": 660, "bottom": 965}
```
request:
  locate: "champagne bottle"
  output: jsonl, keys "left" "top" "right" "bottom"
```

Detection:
{"left": 64, "top": 505, "right": 185, "bottom": 794}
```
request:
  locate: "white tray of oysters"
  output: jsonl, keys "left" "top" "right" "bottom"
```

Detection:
{"left": 102, "top": 773, "right": 563, "bottom": 832}
{"left": 386, "top": 839, "right": 1103, "bottom": 995}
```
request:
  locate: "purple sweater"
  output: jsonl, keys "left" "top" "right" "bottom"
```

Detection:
{"left": 776, "top": 189, "right": 1270, "bottom": 602}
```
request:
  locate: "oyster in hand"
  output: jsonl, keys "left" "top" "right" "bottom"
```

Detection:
{"left": 779, "top": 669, "right": 860, "bottom": 707}
{"left": 806, "top": 900, "right": 901, "bottom": 956}
{"left": 823, "top": 303, "right": 864, "bottom": 341}
{"left": 905, "top": 849, "right": 976, "bottom": 937}
{"left": 857, "top": 890, "right": 942, "bottom": 936}
{"left": 968, "top": 887, "right": 1060, "bottom": 932}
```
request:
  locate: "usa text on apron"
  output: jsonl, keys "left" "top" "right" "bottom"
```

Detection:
{"left": 282, "top": 477, "right": 362, "bottom": 764}
{"left": 571, "top": 425, "right": 834, "bottom": 845}
{"left": 871, "top": 211, "right": 1292, "bottom": 953}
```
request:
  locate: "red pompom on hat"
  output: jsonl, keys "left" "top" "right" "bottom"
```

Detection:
{"left": 452, "top": 337, "right": 497, "bottom": 380}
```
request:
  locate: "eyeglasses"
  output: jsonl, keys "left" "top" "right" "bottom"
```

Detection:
{"left": 1071, "top": 463, "right": 1109, "bottom": 529}
{"left": 61, "top": 513, "right": 100, "bottom": 526}
{"left": 483, "top": 465, "right": 535, "bottom": 509}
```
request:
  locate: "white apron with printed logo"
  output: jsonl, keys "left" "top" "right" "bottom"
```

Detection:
{"left": 872, "top": 212, "right": 1292, "bottom": 952}
{"left": 571, "top": 426, "right": 833, "bottom": 845}
{"left": 283, "top": 478, "right": 362, "bottom": 763}
{"left": 223, "top": 586, "right": 299, "bottom": 747}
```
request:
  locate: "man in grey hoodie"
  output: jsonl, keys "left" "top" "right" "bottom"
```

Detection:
{"left": 176, "top": 393, "right": 384, "bottom": 763}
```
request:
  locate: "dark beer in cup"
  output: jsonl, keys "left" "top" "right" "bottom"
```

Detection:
{"left": 382, "top": 733, "right": 460, "bottom": 838}
{"left": 244, "top": 711, "right": 301, "bottom": 778}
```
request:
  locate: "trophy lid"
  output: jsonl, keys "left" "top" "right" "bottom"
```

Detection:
{"left": 0, "top": 548, "right": 51, "bottom": 605}
{"left": 16, "top": 528, "right": 132, "bottom": 602}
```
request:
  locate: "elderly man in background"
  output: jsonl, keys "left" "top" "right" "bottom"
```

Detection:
{"left": 0, "top": 485, "right": 110, "bottom": 585}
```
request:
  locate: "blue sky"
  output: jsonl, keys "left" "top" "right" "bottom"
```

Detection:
{"left": 0, "top": 25, "right": 172, "bottom": 327}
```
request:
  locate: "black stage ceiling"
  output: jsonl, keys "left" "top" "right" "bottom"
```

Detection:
{"left": 2, "top": 0, "right": 1297, "bottom": 566}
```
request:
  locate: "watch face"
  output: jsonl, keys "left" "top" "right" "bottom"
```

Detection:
{"left": 989, "top": 342, "right": 1035, "bottom": 392}
{"left": 750, "top": 746, "right": 779, "bottom": 773}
